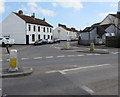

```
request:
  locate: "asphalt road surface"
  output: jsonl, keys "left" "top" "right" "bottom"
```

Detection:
{"left": 1, "top": 42, "right": 119, "bottom": 95}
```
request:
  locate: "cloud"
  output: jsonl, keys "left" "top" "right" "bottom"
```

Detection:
{"left": 109, "top": 3, "right": 118, "bottom": 8}
{"left": 0, "top": 0, "right": 5, "bottom": 13}
{"left": 22, "top": 2, "right": 56, "bottom": 17}
{"left": 52, "top": 0, "right": 83, "bottom": 11}
{"left": 99, "top": 12, "right": 116, "bottom": 18}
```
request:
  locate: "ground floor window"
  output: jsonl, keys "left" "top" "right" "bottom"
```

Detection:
{"left": 44, "top": 35, "right": 46, "bottom": 39}
{"left": 38, "top": 34, "right": 40, "bottom": 39}
{"left": 51, "top": 36, "right": 53, "bottom": 39}
{"left": 48, "top": 35, "right": 50, "bottom": 39}
{"left": 32, "top": 34, "right": 35, "bottom": 41}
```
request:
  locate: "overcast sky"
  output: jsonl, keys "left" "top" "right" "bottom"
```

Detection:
{"left": 0, "top": 1, "right": 118, "bottom": 30}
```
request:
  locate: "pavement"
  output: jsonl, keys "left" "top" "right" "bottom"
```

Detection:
{"left": 1, "top": 41, "right": 119, "bottom": 95}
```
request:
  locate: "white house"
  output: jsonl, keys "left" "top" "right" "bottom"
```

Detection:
{"left": 79, "top": 23, "right": 112, "bottom": 45}
{"left": 2, "top": 10, "right": 53, "bottom": 44}
{"left": 53, "top": 24, "right": 78, "bottom": 41}
{"left": 100, "top": 12, "right": 120, "bottom": 33}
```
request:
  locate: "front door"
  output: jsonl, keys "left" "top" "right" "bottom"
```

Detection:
{"left": 26, "top": 35, "right": 29, "bottom": 44}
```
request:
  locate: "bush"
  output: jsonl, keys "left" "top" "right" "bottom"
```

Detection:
{"left": 106, "top": 36, "right": 120, "bottom": 48}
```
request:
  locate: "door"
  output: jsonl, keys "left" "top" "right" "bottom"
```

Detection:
{"left": 26, "top": 35, "right": 29, "bottom": 44}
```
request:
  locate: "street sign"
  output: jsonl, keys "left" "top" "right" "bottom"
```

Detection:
{"left": 58, "top": 30, "right": 60, "bottom": 33}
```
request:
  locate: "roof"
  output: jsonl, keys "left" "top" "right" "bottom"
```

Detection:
{"left": 80, "top": 23, "right": 111, "bottom": 33}
{"left": 110, "top": 14, "right": 120, "bottom": 19}
{"left": 13, "top": 12, "right": 53, "bottom": 27}
{"left": 58, "top": 24, "right": 79, "bottom": 32}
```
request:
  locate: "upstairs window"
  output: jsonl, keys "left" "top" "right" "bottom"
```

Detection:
{"left": 43, "top": 27, "right": 45, "bottom": 32}
{"left": 38, "top": 26, "right": 40, "bottom": 32}
{"left": 33, "top": 26, "right": 36, "bottom": 31}
{"left": 47, "top": 28, "right": 49, "bottom": 33}
{"left": 28, "top": 25, "right": 31, "bottom": 31}
{"left": 50, "top": 28, "right": 52, "bottom": 33}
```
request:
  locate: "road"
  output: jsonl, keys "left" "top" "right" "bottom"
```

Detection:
{"left": 1, "top": 42, "right": 119, "bottom": 95}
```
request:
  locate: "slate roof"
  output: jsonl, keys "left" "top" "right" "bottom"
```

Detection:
{"left": 110, "top": 14, "right": 120, "bottom": 19}
{"left": 58, "top": 24, "right": 79, "bottom": 32}
{"left": 13, "top": 12, "right": 53, "bottom": 27}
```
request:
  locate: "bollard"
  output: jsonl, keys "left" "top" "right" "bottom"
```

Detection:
{"left": 90, "top": 43, "right": 94, "bottom": 51}
{"left": 66, "top": 42, "right": 69, "bottom": 49}
{"left": 9, "top": 49, "right": 18, "bottom": 72}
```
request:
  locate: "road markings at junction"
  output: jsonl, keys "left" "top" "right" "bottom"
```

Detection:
{"left": 21, "top": 58, "right": 29, "bottom": 60}
{"left": 86, "top": 54, "right": 94, "bottom": 56}
{"left": 46, "top": 56, "right": 54, "bottom": 58}
{"left": 46, "top": 64, "right": 111, "bottom": 74}
{"left": 93, "top": 54, "right": 101, "bottom": 56}
{"left": 33, "top": 57, "right": 43, "bottom": 59}
{"left": 111, "top": 52, "right": 119, "bottom": 54}
{"left": 77, "top": 54, "right": 85, "bottom": 56}
{"left": 57, "top": 55, "right": 65, "bottom": 58}
{"left": 82, "top": 85, "right": 94, "bottom": 94}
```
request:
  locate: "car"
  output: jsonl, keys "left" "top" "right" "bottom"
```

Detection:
{"left": 53, "top": 38, "right": 61, "bottom": 43}
{"left": 0, "top": 37, "right": 15, "bottom": 47}
{"left": 46, "top": 39, "right": 54, "bottom": 44}
{"left": 34, "top": 39, "right": 47, "bottom": 45}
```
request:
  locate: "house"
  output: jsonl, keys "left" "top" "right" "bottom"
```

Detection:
{"left": 2, "top": 10, "right": 53, "bottom": 44}
{"left": 100, "top": 13, "right": 120, "bottom": 35}
{"left": 79, "top": 23, "right": 111, "bottom": 45}
{"left": 53, "top": 24, "right": 79, "bottom": 41}
{"left": 79, "top": 12, "right": 120, "bottom": 45}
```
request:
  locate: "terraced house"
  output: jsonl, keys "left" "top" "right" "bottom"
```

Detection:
{"left": 2, "top": 10, "right": 53, "bottom": 44}
{"left": 53, "top": 24, "right": 79, "bottom": 41}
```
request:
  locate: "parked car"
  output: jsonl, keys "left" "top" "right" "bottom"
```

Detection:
{"left": 53, "top": 38, "right": 61, "bottom": 43}
{"left": 34, "top": 39, "right": 47, "bottom": 45}
{"left": 0, "top": 37, "right": 15, "bottom": 47}
{"left": 46, "top": 39, "right": 54, "bottom": 44}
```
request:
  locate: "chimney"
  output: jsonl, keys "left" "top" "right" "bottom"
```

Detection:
{"left": 43, "top": 18, "right": 45, "bottom": 21}
{"left": 117, "top": 1, "right": 120, "bottom": 18}
{"left": 118, "top": 1, "right": 120, "bottom": 12}
{"left": 31, "top": 13, "right": 35, "bottom": 18}
{"left": 18, "top": 10, "right": 23, "bottom": 15}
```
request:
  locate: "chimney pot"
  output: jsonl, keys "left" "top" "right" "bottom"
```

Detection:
{"left": 18, "top": 10, "right": 23, "bottom": 15}
{"left": 31, "top": 13, "right": 35, "bottom": 18}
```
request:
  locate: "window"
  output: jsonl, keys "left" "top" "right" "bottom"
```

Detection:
{"left": 38, "top": 26, "right": 40, "bottom": 32}
{"left": 48, "top": 35, "right": 50, "bottom": 39}
{"left": 47, "top": 28, "right": 49, "bottom": 33}
{"left": 51, "top": 36, "right": 52, "bottom": 39}
{"left": 43, "top": 27, "right": 45, "bottom": 32}
{"left": 38, "top": 35, "right": 40, "bottom": 39}
{"left": 33, "top": 26, "right": 36, "bottom": 31}
{"left": 32, "top": 34, "right": 35, "bottom": 41}
{"left": 28, "top": 25, "right": 31, "bottom": 31}
{"left": 50, "top": 28, "right": 52, "bottom": 33}
{"left": 44, "top": 35, "right": 46, "bottom": 39}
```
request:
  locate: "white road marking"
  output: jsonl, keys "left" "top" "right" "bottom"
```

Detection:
{"left": 21, "top": 58, "right": 29, "bottom": 60}
{"left": 46, "top": 64, "right": 111, "bottom": 74}
{"left": 86, "top": 54, "right": 94, "bottom": 56}
{"left": 111, "top": 52, "right": 119, "bottom": 54}
{"left": 6, "top": 59, "right": 10, "bottom": 61}
{"left": 57, "top": 55, "right": 65, "bottom": 58}
{"left": 46, "top": 56, "right": 54, "bottom": 58}
{"left": 34, "top": 57, "right": 42, "bottom": 59}
{"left": 0, "top": 59, "right": 3, "bottom": 62}
{"left": 67, "top": 55, "right": 75, "bottom": 57}
{"left": 94, "top": 54, "right": 101, "bottom": 56}
{"left": 82, "top": 85, "right": 94, "bottom": 94}
{"left": 77, "top": 54, "right": 85, "bottom": 56}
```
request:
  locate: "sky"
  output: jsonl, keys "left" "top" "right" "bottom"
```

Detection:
{"left": 0, "top": 0, "right": 118, "bottom": 30}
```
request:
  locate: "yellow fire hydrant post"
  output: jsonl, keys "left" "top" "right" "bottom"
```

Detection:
{"left": 9, "top": 49, "right": 18, "bottom": 72}
{"left": 90, "top": 43, "right": 94, "bottom": 51}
